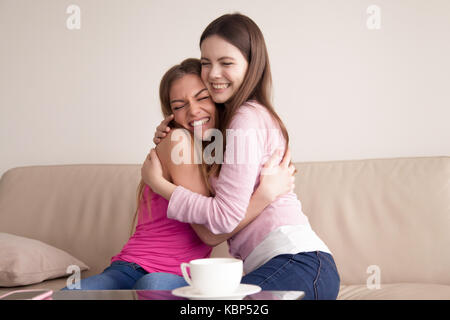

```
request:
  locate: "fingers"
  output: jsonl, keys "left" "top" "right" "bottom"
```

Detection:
{"left": 158, "top": 114, "right": 174, "bottom": 131}
{"left": 163, "top": 114, "right": 174, "bottom": 125}
{"left": 288, "top": 164, "right": 296, "bottom": 175}
{"left": 263, "top": 148, "right": 282, "bottom": 168}
{"left": 155, "top": 130, "right": 167, "bottom": 139}
{"left": 158, "top": 113, "right": 174, "bottom": 132}
{"left": 156, "top": 124, "right": 170, "bottom": 134}
{"left": 145, "top": 148, "right": 154, "bottom": 161}
{"left": 154, "top": 115, "right": 173, "bottom": 145}
{"left": 155, "top": 126, "right": 168, "bottom": 136}
{"left": 280, "top": 146, "right": 291, "bottom": 168}
{"left": 153, "top": 128, "right": 167, "bottom": 145}
{"left": 149, "top": 148, "right": 157, "bottom": 160}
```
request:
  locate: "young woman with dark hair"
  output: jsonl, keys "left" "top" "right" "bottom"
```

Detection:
{"left": 145, "top": 13, "right": 340, "bottom": 300}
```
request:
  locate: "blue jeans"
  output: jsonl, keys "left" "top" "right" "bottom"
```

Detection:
{"left": 241, "top": 251, "right": 340, "bottom": 300}
{"left": 61, "top": 260, "right": 188, "bottom": 290}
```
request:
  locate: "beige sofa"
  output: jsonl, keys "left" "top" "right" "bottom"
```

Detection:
{"left": 0, "top": 156, "right": 449, "bottom": 299}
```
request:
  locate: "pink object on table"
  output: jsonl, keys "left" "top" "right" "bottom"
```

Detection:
{"left": 0, "top": 289, "right": 53, "bottom": 300}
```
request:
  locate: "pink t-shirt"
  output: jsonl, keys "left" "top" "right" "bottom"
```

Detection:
{"left": 111, "top": 184, "right": 212, "bottom": 276}
{"left": 167, "top": 100, "right": 311, "bottom": 261}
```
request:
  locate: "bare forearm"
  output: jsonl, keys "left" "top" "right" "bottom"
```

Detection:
{"left": 153, "top": 179, "right": 177, "bottom": 201}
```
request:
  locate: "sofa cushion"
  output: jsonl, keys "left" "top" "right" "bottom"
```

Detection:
{"left": 0, "top": 233, "right": 89, "bottom": 287}
{"left": 338, "top": 283, "right": 450, "bottom": 300}
{"left": 0, "top": 278, "right": 69, "bottom": 296}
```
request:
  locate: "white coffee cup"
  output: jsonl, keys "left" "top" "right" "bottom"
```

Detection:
{"left": 180, "top": 258, "right": 243, "bottom": 296}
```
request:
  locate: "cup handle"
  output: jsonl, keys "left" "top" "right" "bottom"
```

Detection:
{"left": 180, "top": 263, "right": 193, "bottom": 286}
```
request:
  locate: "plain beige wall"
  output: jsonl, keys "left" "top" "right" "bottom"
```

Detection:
{"left": 1, "top": 0, "right": 449, "bottom": 177}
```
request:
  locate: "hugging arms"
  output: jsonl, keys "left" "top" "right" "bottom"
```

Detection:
{"left": 139, "top": 13, "right": 340, "bottom": 299}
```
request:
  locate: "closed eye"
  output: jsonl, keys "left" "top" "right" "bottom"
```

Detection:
{"left": 172, "top": 104, "right": 185, "bottom": 110}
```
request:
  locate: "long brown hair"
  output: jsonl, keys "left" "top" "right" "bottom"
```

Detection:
{"left": 130, "top": 58, "right": 222, "bottom": 234}
{"left": 200, "top": 13, "right": 289, "bottom": 178}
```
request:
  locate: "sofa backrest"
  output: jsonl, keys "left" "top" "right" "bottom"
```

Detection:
{"left": 294, "top": 156, "right": 449, "bottom": 285}
{"left": 0, "top": 164, "right": 141, "bottom": 276}
{"left": 0, "top": 156, "right": 448, "bottom": 285}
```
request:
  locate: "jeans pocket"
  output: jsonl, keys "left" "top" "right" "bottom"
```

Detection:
{"left": 317, "top": 252, "right": 336, "bottom": 269}
{"left": 317, "top": 252, "right": 340, "bottom": 281}
{"left": 312, "top": 252, "right": 322, "bottom": 300}
{"left": 315, "top": 251, "right": 340, "bottom": 299}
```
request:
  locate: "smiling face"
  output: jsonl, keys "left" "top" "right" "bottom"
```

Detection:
{"left": 200, "top": 35, "right": 249, "bottom": 104}
{"left": 169, "top": 73, "right": 216, "bottom": 140}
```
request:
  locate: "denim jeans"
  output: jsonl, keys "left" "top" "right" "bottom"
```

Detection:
{"left": 61, "top": 260, "right": 188, "bottom": 290}
{"left": 241, "top": 251, "right": 340, "bottom": 300}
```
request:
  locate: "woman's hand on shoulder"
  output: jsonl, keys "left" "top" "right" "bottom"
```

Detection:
{"left": 142, "top": 127, "right": 185, "bottom": 194}
{"left": 256, "top": 146, "right": 296, "bottom": 203}
{"left": 153, "top": 114, "right": 174, "bottom": 145}
{"left": 155, "top": 127, "right": 193, "bottom": 162}
{"left": 141, "top": 148, "right": 164, "bottom": 193}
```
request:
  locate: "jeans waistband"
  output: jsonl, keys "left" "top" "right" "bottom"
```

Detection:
{"left": 111, "top": 260, "right": 144, "bottom": 270}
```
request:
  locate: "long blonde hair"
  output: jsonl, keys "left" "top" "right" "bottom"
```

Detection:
{"left": 130, "top": 58, "right": 223, "bottom": 234}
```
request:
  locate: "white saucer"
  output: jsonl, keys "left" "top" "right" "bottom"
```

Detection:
{"left": 171, "top": 284, "right": 261, "bottom": 300}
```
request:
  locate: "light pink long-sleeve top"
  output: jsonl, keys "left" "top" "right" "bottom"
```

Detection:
{"left": 167, "top": 100, "right": 317, "bottom": 262}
